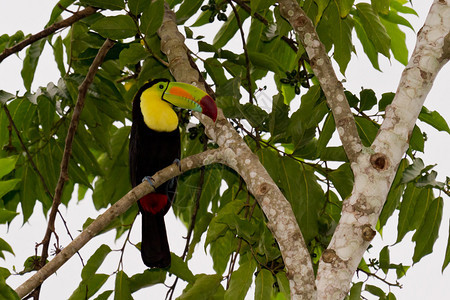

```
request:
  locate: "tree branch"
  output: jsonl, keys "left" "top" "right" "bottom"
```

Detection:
{"left": 158, "top": 4, "right": 317, "bottom": 299}
{"left": 0, "top": 6, "right": 98, "bottom": 63}
{"left": 315, "top": 1, "right": 450, "bottom": 298}
{"left": 36, "top": 39, "right": 114, "bottom": 294}
{"left": 15, "top": 148, "right": 223, "bottom": 299}
{"left": 278, "top": 0, "right": 362, "bottom": 164}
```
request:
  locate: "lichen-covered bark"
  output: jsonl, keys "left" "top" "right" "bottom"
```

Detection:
{"left": 316, "top": 1, "right": 450, "bottom": 298}
{"left": 278, "top": 0, "right": 363, "bottom": 164}
{"left": 158, "top": 4, "right": 317, "bottom": 299}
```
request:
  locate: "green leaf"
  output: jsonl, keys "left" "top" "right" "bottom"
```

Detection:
{"left": 210, "top": 230, "right": 238, "bottom": 274}
{"left": 412, "top": 197, "right": 443, "bottom": 264}
{"left": 114, "top": 271, "right": 132, "bottom": 300}
{"left": 378, "top": 158, "right": 407, "bottom": 229}
{"left": 353, "top": 15, "right": 380, "bottom": 70}
{"left": 176, "top": 0, "right": 204, "bottom": 24}
{"left": 0, "top": 90, "right": 14, "bottom": 104}
{"left": 378, "top": 92, "right": 395, "bottom": 111}
{"left": 21, "top": 39, "right": 45, "bottom": 91}
{"left": 380, "top": 16, "right": 408, "bottom": 65}
{"left": 390, "top": 1, "right": 417, "bottom": 16}
{"left": 371, "top": 0, "right": 390, "bottom": 14}
{"left": 179, "top": 274, "right": 223, "bottom": 300}
{"left": 365, "top": 284, "right": 386, "bottom": 297}
{"left": 356, "top": 3, "right": 391, "bottom": 58}
{"left": 91, "top": 15, "right": 137, "bottom": 40}
{"left": 81, "top": 244, "right": 111, "bottom": 281}
{"left": 129, "top": 269, "right": 166, "bottom": 292}
{"left": 204, "top": 58, "right": 227, "bottom": 86}
{"left": 128, "top": 0, "right": 151, "bottom": 15}
{"left": 140, "top": 0, "right": 164, "bottom": 36}
{"left": 80, "top": 0, "right": 125, "bottom": 10}
{"left": 187, "top": 213, "right": 213, "bottom": 260}
{"left": 0, "top": 275, "right": 19, "bottom": 300}
{"left": 442, "top": 220, "right": 450, "bottom": 272}
{"left": 0, "top": 208, "right": 19, "bottom": 224}
{"left": 418, "top": 106, "right": 450, "bottom": 134}
{"left": 47, "top": 0, "right": 76, "bottom": 25}
{"left": 168, "top": 253, "right": 196, "bottom": 283}
{"left": 401, "top": 158, "right": 429, "bottom": 184}
{"left": 93, "top": 290, "right": 113, "bottom": 300}
{"left": 416, "top": 171, "right": 445, "bottom": 189}
{"left": 52, "top": 35, "right": 66, "bottom": 77}
{"left": 355, "top": 116, "right": 379, "bottom": 146}
{"left": 69, "top": 273, "right": 109, "bottom": 300}
{"left": 0, "top": 238, "right": 14, "bottom": 259}
{"left": 0, "top": 156, "right": 18, "bottom": 179}
{"left": 409, "top": 125, "right": 424, "bottom": 152}
{"left": 348, "top": 282, "right": 363, "bottom": 300}
{"left": 314, "top": 0, "right": 331, "bottom": 24}
{"left": 224, "top": 258, "right": 256, "bottom": 300}
{"left": 269, "top": 93, "right": 290, "bottom": 141}
{"left": 255, "top": 269, "right": 275, "bottom": 300}
{"left": 337, "top": 0, "right": 355, "bottom": 18}
{"left": 213, "top": 7, "right": 250, "bottom": 49}
{"left": 359, "top": 89, "right": 377, "bottom": 111}
{"left": 328, "top": 163, "right": 354, "bottom": 200}
{"left": 119, "top": 43, "right": 149, "bottom": 67}
{"left": 379, "top": 246, "right": 390, "bottom": 273}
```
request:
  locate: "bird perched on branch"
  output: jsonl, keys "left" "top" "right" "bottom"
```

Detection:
{"left": 129, "top": 78, "right": 217, "bottom": 268}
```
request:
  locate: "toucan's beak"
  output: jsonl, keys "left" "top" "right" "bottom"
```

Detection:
{"left": 162, "top": 82, "right": 217, "bottom": 122}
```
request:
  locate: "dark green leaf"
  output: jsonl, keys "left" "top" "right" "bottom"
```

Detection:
{"left": 409, "top": 125, "right": 424, "bottom": 152}
{"left": 119, "top": 43, "right": 149, "bottom": 68}
{"left": 255, "top": 269, "right": 275, "bottom": 300}
{"left": 80, "top": 0, "right": 125, "bottom": 10}
{"left": 47, "top": 0, "right": 76, "bottom": 25}
{"left": 371, "top": 0, "right": 390, "bottom": 14}
{"left": 129, "top": 269, "right": 167, "bottom": 292}
{"left": 412, "top": 197, "right": 443, "bottom": 263}
{"left": 187, "top": 213, "right": 213, "bottom": 260}
{"left": 319, "top": 146, "right": 348, "bottom": 162}
{"left": 381, "top": 16, "right": 408, "bottom": 65}
{"left": 378, "top": 92, "right": 395, "bottom": 111}
{"left": 355, "top": 116, "right": 379, "bottom": 146}
{"left": 0, "top": 179, "right": 20, "bottom": 201}
{"left": 114, "top": 271, "right": 132, "bottom": 300}
{"left": 390, "top": 1, "right": 418, "bottom": 16}
{"left": 21, "top": 39, "right": 45, "bottom": 91}
{"left": 179, "top": 274, "right": 223, "bottom": 300}
{"left": 275, "top": 272, "right": 290, "bottom": 299}
{"left": 140, "top": 0, "right": 164, "bottom": 36}
{"left": 93, "top": 291, "right": 113, "bottom": 300}
{"left": 128, "top": 0, "right": 151, "bottom": 15}
{"left": 418, "top": 106, "right": 450, "bottom": 134}
{"left": 52, "top": 35, "right": 66, "bottom": 76}
{"left": 359, "top": 89, "right": 377, "bottom": 111}
{"left": 328, "top": 163, "right": 354, "bottom": 200}
{"left": 91, "top": 15, "right": 137, "bottom": 40}
{"left": 210, "top": 230, "right": 238, "bottom": 274}
{"left": 353, "top": 15, "right": 380, "bottom": 70}
{"left": 269, "top": 93, "right": 290, "bottom": 141}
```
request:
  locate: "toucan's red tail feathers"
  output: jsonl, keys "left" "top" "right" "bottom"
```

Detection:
{"left": 139, "top": 193, "right": 168, "bottom": 214}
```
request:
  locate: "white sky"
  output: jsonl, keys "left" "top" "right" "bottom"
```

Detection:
{"left": 0, "top": 1, "right": 449, "bottom": 299}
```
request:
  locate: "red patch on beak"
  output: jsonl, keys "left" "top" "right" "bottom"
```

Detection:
{"left": 139, "top": 194, "right": 168, "bottom": 214}
{"left": 200, "top": 95, "right": 217, "bottom": 121}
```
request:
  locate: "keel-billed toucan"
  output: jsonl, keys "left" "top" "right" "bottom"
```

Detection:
{"left": 129, "top": 79, "right": 217, "bottom": 268}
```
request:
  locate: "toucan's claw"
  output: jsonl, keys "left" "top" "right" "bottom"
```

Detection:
{"left": 173, "top": 158, "right": 181, "bottom": 172}
{"left": 142, "top": 176, "right": 156, "bottom": 189}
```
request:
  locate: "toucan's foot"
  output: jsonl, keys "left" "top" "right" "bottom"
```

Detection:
{"left": 173, "top": 158, "right": 181, "bottom": 172}
{"left": 142, "top": 176, "right": 155, "bottom": 189}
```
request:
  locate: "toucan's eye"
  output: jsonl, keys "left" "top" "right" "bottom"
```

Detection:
{"left": 159, "top": 84, "right": 164, "bottom": 89}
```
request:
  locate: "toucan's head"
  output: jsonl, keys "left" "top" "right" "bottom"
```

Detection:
{"left": 135, "top": 79, "right": 217, "bottom": 132}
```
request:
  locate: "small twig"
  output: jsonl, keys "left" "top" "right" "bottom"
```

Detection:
{"left": 356, "top": 268, "right": 403, "bottom": 288}
{"left": 34, "top": 39, "right": 115, "bottom": 298}
{"left": 0, "top": 7, "right": 98, "bottom": 63}
{"left": 117, "top": 213, "right": 138, "bottom": 271}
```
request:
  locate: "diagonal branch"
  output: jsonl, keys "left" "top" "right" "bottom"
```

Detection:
{"left": 0, "top": 6, "right": 98, "bottom": 63}
{"left": 37, "top": 38, "right": 115, "bottom": 288}
{"left": 15, "top": 148, "right": 223, "bottom": 299}
{"left": 278, "top": 0, "right": 362, "bottom": 164}
{"left": 158, "top": 4, "right": 317, "bottom": 299}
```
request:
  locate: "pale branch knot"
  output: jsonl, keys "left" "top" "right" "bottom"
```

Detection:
{"left": 322, "top": 249, "right": 337, "bottom": 264}
{"left": 361, "top": 224, "right": 376, "bottom": 242}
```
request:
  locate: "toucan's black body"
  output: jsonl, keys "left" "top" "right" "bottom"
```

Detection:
{"left": 129, "top": 79, "right": 180, "bottom": 268}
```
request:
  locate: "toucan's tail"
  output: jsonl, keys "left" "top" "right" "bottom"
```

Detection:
{"left": 141, "top": 211, "right": 170, "bottom": 268}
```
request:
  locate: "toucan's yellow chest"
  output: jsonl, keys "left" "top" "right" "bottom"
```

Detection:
{"left": 140, "top": 89, "right": 179, "bottom": 132}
